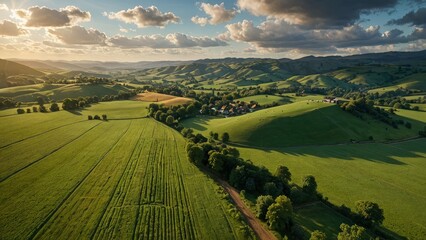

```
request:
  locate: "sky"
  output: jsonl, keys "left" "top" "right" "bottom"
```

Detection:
{"left": 0, "top": 0, "right": 425, "bottom": 61}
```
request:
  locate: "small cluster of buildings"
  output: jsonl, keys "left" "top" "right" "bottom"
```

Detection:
{"left": 203, "top": 101, "right": 259, "bottom": 116}
{"left": 323, "top": 96, "right": 339, "bottom": 104}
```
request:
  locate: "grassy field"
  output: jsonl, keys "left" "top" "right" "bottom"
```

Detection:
{"left": 294, "top": 202, "right": 354, "bottom": 239}
{"left": 0, "top": 102, "right": 249, "bottom": 239}
{"left": 236, "top": 95, "right": 291, "bottom": 105}
{"left": 0, "top": 83, "right": 132, "bottom": 102}
{"left": 183, "top": 101, "right": 423, "bottom": 147}
{"left": 238, "top": 139, "right": 426, "bottom": 239}
{"left": 394, "top": 107, "right": 426, "bottom": 122}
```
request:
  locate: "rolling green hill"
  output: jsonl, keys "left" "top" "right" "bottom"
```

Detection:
{"left": 0, "top": 83, "right": 132, "bottom": 102}
{"left": 0, "top": 59, "right": 45, "bottom": 88}
{"left": 182, "top": 101, "right": 424, "bottom": 147}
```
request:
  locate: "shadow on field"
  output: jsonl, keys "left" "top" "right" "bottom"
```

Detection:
{"left": 239, "top": 138, "right": 426, "bottom": 165}
{"left": 67, "top": 110, "right": 83, "bottom": 115}
{"left": 274, "top": 142, "right": 426, "bottom": 165}
{"left": 182, "top": 116, "right": 214, "bottom": 131}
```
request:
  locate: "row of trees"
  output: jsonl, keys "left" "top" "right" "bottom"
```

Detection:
{"left": 88, "top": 114, "right": 107, "bottom": 120}
{"left": 340, "top": 97, "right": 412, "bottom": 129}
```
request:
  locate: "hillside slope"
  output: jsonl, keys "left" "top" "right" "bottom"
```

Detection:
{"left": 0, "top": 59, "right": 45, "bottom": 88}
{"left": 182, "top": 101, "right": 423, "bottom": 147}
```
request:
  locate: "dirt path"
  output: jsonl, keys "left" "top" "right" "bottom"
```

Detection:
{"left": 216, "top": 178, "right": 277, "bottom": 240}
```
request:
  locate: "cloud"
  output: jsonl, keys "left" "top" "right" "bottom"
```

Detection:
{"left": 192, "top": 3, "right": 238, "bottom": 26}
{"left": 109, "top": 33, "right": 228, "bottom": 48}
{"left": 387, "top": 7, "right": 426, "bottom": 27}
{"left": 225, "top": 19, "right": 425, "bottom": 51}
{"left": 15, "top": 6, "right": 90, "bottom": 27}
{"left": 48, "top": 26, "right": 107, "bottom": 45}
{"left": 0, "top": 4, "right": 9, "bottom": 11}
{"left": 237, "top": 0, "right": 398, "bottom": 28}
{"left": 107, "top": 6, "right": 180, "bottom": 27}
{"left": 0, "top": 20, "right": 27, "bottom": 36}
{"left": 191, "top": 17, "right": 209, "bottom": 26}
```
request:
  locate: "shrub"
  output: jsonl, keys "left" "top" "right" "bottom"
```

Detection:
{"left": 32, "top": 106, "right": 38, "bottom": 112}
{"left": 310, "top": 230, "right": 327, "bottom": 240}
{"left": 26, "top": 108, "right": 31, "bottom": 113}
{"left": 39, "top": 105, "right": 47, "bottom": 112}
{"left": 17, "top": 108, "right": 25, "bottom": 114}
{"left": 50, "top": 103, "right": 60, "bottom": 112}
{"left": 256, "top": 195, "right": 274, "bottom": 220}
{"left": 88, "top": 115, "right": 93, "bottom": 120}
{"left": 405, "top": 122, "right": 412, "bottom": 129}
{"left": 102, "top": 114, "right": 107, "bottom": 120}
{"left": 94, "top": 115, "right": 101, "bottom": 120}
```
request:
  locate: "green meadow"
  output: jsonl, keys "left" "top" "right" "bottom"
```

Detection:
{"left": 238, "top": 139, "right": 426, "bottom": 239}
{"left": 183, "top": 101, "right": 423, "bottom": 148}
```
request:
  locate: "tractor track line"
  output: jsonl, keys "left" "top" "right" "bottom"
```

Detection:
{"left": 132, "top": 123, "right": 159, "bottom": 239}
{"left": 0, "top": 122, "right": 102, "bottom": 183}
{"left": 27, "top": 121, "right": 132, "bottom": 240}
{"left": 90, "top": 120, "right": 147, "bottom": 240}
{"left": 0, "top": 120, "right": 87, "bottom": 149}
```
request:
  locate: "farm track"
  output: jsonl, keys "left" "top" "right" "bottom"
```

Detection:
{"left": 210, "top": 173, "right": 277, "bottom": 240}
{"left": 0, "top": 122, "right": 102, "bottom": 183}
{"left": 0, "top": 119, "right": 86, "bottom": 149}
{"left": 30, "top": 120, "right": 133, "bottom": 239}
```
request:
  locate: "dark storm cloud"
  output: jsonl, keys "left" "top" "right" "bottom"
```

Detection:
{"left": 387, "top": 7, "right": 426, "bottom": 26}
{"left": 237, "top": 0, "right": 398, "bottom": 28}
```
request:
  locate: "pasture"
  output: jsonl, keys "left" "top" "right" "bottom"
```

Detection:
{"left": 0, "top": 103, "right": 248, "bottom": 239}
{"left": 182, "top": 101, "right": 423, "bottom": 147}
{"left": 238, "top": 139, "right": 426, "bottom": 239}
{"left": 0, "top": 83, "right": 132, "bottom": 102}
{"left": 236, "top": 95, "right": 291, "bottom": 105}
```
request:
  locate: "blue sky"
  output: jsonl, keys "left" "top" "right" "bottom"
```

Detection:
{"left": 0, "top": 0, "right": 425, "bottom": 61}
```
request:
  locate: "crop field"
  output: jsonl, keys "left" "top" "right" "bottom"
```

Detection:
{"left": 0, "top": 104, "right": 247, "bottom": 239}
{"left": 132, "top": 92, "right": 193, "bottom": 106}
{"left": 238, "top": 139, "right": 426, "bottom": 239}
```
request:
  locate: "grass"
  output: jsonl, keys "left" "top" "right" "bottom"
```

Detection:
{"left": 237, "top": 139, "right": 426, "bottom": 239}
{"left": 0, "top": 102, "right": 249, "bottom": 239}
{"left": 0, "top": 83, "right": 132, "bottom": 102}
{"left": 295, "top": 202, "right": 354, "bottom": 240}
{"left": 236, "top": 95, "right": 291, "bottom": 105}
{"left": 182, "top": 101, "right": 423, "bottom": 148}
{"left": 394, "top": 107, "right": 426, "bottom": 123}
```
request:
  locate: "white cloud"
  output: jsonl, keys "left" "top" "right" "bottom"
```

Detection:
{"left": 48, "top": 26, "right": 107, "bottom": 45}
{"left": 0, "top": 4, "right": 9, "bottom": 11}
{"left": 0, "top": 20, "right": 27, "bottom": 36}
{"left": 107, "top": 6, "right": 180, "bottom": 28}
{"left": 225, "top": 19, "right": 420, "bottom": 52}
{"left": 191, "top": 16, "right": 209, "bottom": 26}
{"left": 109, "top": 33, "right": 228, "bottom": 48}
{"left": 192, "top": 3, "right": 238, "bottom": 26}
{"left": 14, "top": 6, "right": 91, "bottom": 27}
